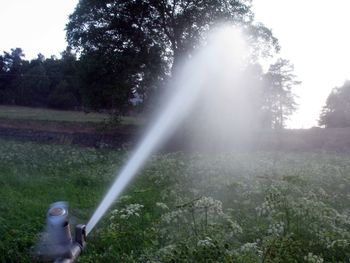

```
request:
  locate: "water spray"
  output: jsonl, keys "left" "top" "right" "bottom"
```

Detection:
{"left": 35, "top": 202, "right": 86, "bottom": 263}
{"left": 34, "top": 26, "right": 248, "bottom": 261}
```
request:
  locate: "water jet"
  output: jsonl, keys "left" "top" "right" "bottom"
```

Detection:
{"left": 35, "top": 26, "right": 249, "bottom": 261}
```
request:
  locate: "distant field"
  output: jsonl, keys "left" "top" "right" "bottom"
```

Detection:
{"left": 0, "top": 105, "right": 141, "bottom": 125}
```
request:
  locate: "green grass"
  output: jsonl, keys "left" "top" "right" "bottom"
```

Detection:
{"left": 1, "top": 139, "right": 350, "bottom": 262}
{"left": 0, "top": 105, "right": 142, "bottom": 125}
{"left": 0, "top": 140, "right": 117, "bottom": 262}
{"left": 0, "top": 139, "right": 167, "bottom": 262}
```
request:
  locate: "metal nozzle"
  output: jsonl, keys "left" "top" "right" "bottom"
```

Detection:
{"left": 75, "top": 224, "right": 86, "bottom": 248}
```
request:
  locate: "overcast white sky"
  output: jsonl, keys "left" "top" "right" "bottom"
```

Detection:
{"left": 1, "top": 0, "right": 350, "bottom": 128}
{"left": 253, "top": 1, "right": 350, "bottom": 128}
{"left": 0, "top": 0, "right": 78, "bottom": 58}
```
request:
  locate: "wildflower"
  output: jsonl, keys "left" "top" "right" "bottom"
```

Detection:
{"left": 156, "top": 202, "right": 169, "bottom": 210}
{"left": 194, "top": 197, "right": 223, "bottom": 216}
{"left": 226, "top": 218, "right": 243, "bottom": 234}
{"left": 240, "top": 242, "right": 257, "bottom": 253}
{"left": 197, "top": 237, "right": 214, "bottom": 248}
{"left": 267, "top": 221, "right": 284, "bottom": 236}
{"left": 304, "top": 252, "right": 324, "bottom": 263}
{"left": 110, "top": 204, "right": 144, "bottom": 220}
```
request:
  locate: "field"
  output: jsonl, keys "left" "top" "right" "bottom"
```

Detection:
{"left": 1, "top": 139, "right": 350, "bottom": 262}
{"left": 0, "top": 105, "right": 142, "bottom": 130}
{"left": 0, "top": 105, "right": 109, "bottom": 123}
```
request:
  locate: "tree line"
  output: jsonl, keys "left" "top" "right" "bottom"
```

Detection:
{"left": 0, "top": 45, "right": 300, "bottom": 129}
{"left": 0, "top": 0, "right": 306, "bottom": 129}
{"left": 0, "top": 48, "right": 81, "bottom": 110}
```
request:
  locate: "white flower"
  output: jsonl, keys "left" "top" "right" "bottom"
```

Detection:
{"left": 304, "top": 252, "right": 324, "bottom": 263}
{"left": 267, "top": 221, "right": 284, "bottom": 236}
{"left": 110, "top": 203, "right": 144, "bottom": 220}
{"left": 240, "top": 242, "right": 257, "bottom": 253}
{"left": 156, "top": 202, "right": 169, "bottom": 210}
{"left": 197, "top": 237, "right": 214, "bottom": 248}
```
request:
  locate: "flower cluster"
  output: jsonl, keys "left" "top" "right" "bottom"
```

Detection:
{"left": 197, "top": 237, "right": 215, "bottom": 248}
{"left": 110, "top": 203, "right": 144, "bottom": 220}
{"left": 267, "top": 221, "right": 284, "bottom": 236}
{"left": 304, "top": 252, "right": 324, "bottom": 263}
{"left": 256, "top": 200, "right": 276, "bottom": 217}
{"left": 240, "top": 242, "right": 258, "bottom": 253}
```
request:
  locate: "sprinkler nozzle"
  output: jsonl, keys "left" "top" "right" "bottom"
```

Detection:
{"left": 74, "top": 224, "right": 86, "bottom": 249}
{"left": 34, "top": 202, "right": 86, "bottom": 263}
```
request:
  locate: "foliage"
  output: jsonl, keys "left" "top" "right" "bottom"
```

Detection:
{"left": 77, "top": 50, "right": 139, "bottom": 113}
{"left": 0, "top": 2, "right": 301, "bottom": 124}
{"left": 262, "top": 58, "right": 301, "bottom": 129}
{"left": 319, "top": 80, "right": 350, "bottom": 128}
{"left": 1, "top": 140, "right": 350, "bottom": 262}
{"left": 66, "top": 0, "right": 279, "bottom": 107}
{"left": 0, "top": 47, "right": 300, "bottom": 129}
{"left": 47, "top": 80, "right": 79, "bottom": 109}
{"left": 0, "top": 139, "right": 122, "bottom": 262}
{"left": 0, "top": 0, "right": 300, "bottom": 126}
{"left": 0, "top": 48, "right": 26, "bottom": 104}
{"left": 0, "top": 48, "right": 81, "bottom": 110}
{"left": 0, "top": 105, "right": 108, "bottom": 123}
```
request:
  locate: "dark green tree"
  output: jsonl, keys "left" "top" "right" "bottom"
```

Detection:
{"left": 0, "top": 48, "right": 27, "bottom": 104}
{"left": 48, "top": 79, "right": 79, "bottom": 109}
{"left": 76, "top": 50, "right": 135, "bottom": 112}
{"left": 262, "top": 58, "right": 300, "bottom": 129}
{"left": 0, "top": 48, "right": 82, "bottom": 109}
{"left": 50, "top": 48, "right": 81, "bottom": 109}
{"left": 0, "top": 54, "right": 7, "bottom": 103}
{"left": 319, "top": 80, "right": 350, "bottom": 128}
{"left": 16, "top": 54, "right": 50, "bottom": 106}
{"left": 66, "top": 0, "right": 279, "bottom": 111}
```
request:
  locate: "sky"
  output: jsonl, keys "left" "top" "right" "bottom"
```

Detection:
{"left": 1, "top": 0, "right": 350, "bottom": 128}
{"left": 253, "top": 0, "right": 350, "bottom": 128}
{"left": 0, "top": 0, "right": 78, "bottom": 58}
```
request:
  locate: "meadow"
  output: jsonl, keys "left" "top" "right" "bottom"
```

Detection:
{"left": 0, "top": 105, "right": 142, "bottom": 126}
{"left": 1, "top": 139, "right": 350, "bottom": 262}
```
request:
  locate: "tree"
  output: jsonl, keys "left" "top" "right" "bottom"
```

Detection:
{"left": 0, "top": 54, "right": 7, "bottom": 103}
{"left": 0, "top": 48, "right": 27, "bottom": 104}
{"left": 262, "top": 58, "right": 300, "bottom": 129}
{"left": 76, "top": 50, "right": 134, "bottom": 112}
{"left": 48, "top": 80, "right": 79, "bottom": 109}
{"left": 43, "top": 49, "right": 82, "bottom": 109}
{"left": 16, "top": 54, "right": 51, "bottom": 106}
{"left": 66, "top": 0, "right": 279, "bottom": 111}
{"left": 0, "top": 48, "right": 82, "bottom": 109}
{"left": 319, "top": 80, "right": 350, "bottom": 128}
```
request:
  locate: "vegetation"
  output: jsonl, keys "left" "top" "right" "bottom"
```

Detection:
{"left": 0, "top": 105, "right": 107, "bottom": 123}
{"left": 66, "top": 0, "right": 278, "bottom": 78}
{"left": 319, "top": 80, "right": 350, "bottom": 128}
{"left": 0, "top": 0, "right": 301, "bottom": 128}
{"left": 0, "top": 48, "right": 81, "bottom": 110}
{"left": 65, "top": 0, "right": 289, "bottom": 125}
{"left": 0, "top": 106, "right": 144, "bottom": 129}
{"left": 263, "top": 58, "right": 301, "bottom": 129}
{"left": 1, "top": 139, "right": 350, "bottom": 262}
{"left": 2, "top": 2, "right": 350, "bottom": 263}
{"left": 0, "top": 49, "right": 299, "bottom": 129}
{"left": 0, "top": 139, "right": 120, "bottom": 263}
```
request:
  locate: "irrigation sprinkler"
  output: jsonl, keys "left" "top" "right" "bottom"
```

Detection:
{"left": 35, "top": 202, "right": 86, "bottom": 263}
{"left": 30, "top": 27, "right": 249, "bottom": 262}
